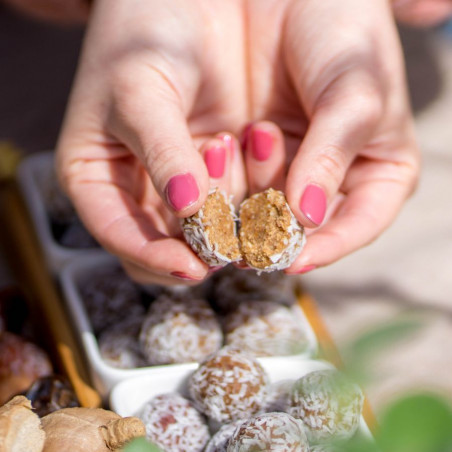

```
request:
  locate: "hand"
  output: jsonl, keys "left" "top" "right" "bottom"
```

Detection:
{"left": 243, "top": 0, "right": 420, "bottom": 273}
{"left": 392, "top": 0, "right": 452, "bottom": 26}
{"left": 57, "top": 0, "right": 248, "bottom": 285}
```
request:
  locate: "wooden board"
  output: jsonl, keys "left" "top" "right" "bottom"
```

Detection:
{"left": 0, "top": 179, "right": 101, "bottom": 408}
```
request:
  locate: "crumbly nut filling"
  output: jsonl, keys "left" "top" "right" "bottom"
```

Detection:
{"left": 239, "top": 189, "right": 293, "bottom": 269}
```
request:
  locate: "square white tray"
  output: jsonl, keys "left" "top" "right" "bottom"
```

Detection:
{"left": 17, "top": 151, "right": 101, "bottom": 274}
{"left": 59, "top": 253, "right": 319, "bottom": 398}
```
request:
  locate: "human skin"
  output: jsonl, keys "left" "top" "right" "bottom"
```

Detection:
{"left": 56, "top": 0, "right": 421, "bottom": 284}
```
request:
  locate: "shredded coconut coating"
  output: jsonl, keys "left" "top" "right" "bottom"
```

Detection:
{"left": 263, "top": 379, "right": 295, "bottom": 413}
{"left": 288, "top": 370, "right": 364, "bottom": 443}
{"left": 81, "top": 267, "right": 144, "bottom": 335}
{"left": 189, "top": 347, "right": 269, "bottom": 423}
{"left": 205, "top": 420, "right": 246, "bottom": 452}
{"left": 139, "top": 295, "right": 223, "bottom": 365}
{"left": 227, "top": 412, "right": 309, "bottom": 451}
{"left": 98, "top": 315, "right": 147, "bottom": 369}
{"left": 239, "top": 189, "right": 306, "bottom": 273}
{"left": 211, "top": 266, "right": 296, "bottom": 313}
{"left": 224, "top": 301, "right": 309, "bottom": 357}
{"left": 182, "top": 189, "right": 241, "bottom": 267}
{"left": 141, "top": 393, "right": 210, "bottom": 452}
{"left": 310, "top": 445, "right": 338, "bottom": 452}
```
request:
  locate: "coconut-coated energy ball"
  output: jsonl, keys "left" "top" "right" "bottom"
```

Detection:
{"left": 98, "top": 314, "right": 147, "bottom": 369}
{"left": 263, "top": 379, "right": 295, "bottom": 413}
{"left": 189, "top": 347, "right": 269, "bottom": 423}
{"left": 227, "top": 412, "right": 309, "bottom": 452}
{"left": 205, "top": 420, "right": 246, "bottom": 452}
{"left": 288, "top": 370, "right": 364, "bottom": 443}
{"left": 141, "top": 393, "right": 210, "bottom": 452}
{"left": 139, "top": 295, "right": 223, "bottom": 365}
{"left": 224, "top": 300, "right": 309, "bottom": 357}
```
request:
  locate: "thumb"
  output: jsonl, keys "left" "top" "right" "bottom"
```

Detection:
{"left": 286, "top": 71, "right": 383, "bottom": 227}
{"left": 110, "top": 68, "right": 209, "bottom": 217}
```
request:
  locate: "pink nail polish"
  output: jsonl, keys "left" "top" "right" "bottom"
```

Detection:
{"left": 166, "top": 173, "right": 199, "bottom": 211}
{"left": 218, "top": 133, "right": 234, "bottom": 153}
{"left": 299, "top": 184, "right": 327, "bottom": 225}
{"left": 204, "top": 145, "right": 226, "bottom": 178}
{"left": 296, "top": 265, "right": 317, "bottom": 274}
{"left": 250, "top": 129, "right": 272, "bottom": 161}
{"left": 170, "top": 271, "right": 199, "bottom": 281}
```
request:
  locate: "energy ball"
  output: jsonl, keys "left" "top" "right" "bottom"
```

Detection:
{"left": 239, "top": 188, "right": 305, "bottom": 272}
{"left": 288, "top": 370, "right": 364, "bottom": 443}
{"left": 227, "top": 412, "right": 309, "bottom": 452}
{"left": 189, "top": 347, "right": 269, "bottom": 423}
{"left": 182, "top": 188, "right": 241, "bottom": 267}
{"left": 139, "top": 295, "right": 223, "bottom": 365}
{"left": 224, "top": 300, "right": 309, "bottom": 357}
{"left": 98, "top": 315, "right": 147, "bottom": 369}
{"left": 141, "top": 393, "right": 210, "bottom": 452}
{"left": 81, "top": 267, "right": 144, "bottom": 335}
{"left": 310, "top": 446, "right": 338, "bottom": 452}
{"left": 211, "top": 266, "right": 297, "bottom": 313}
{"left": 205, "top": 420, "right": 245, "bottom": 452}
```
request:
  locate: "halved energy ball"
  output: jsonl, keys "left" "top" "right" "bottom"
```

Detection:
{"left": 182, "top": 188, "right": 241, "bottom": 267}
{"left": 239, "top": 189, "right": 305, "bottom": 272}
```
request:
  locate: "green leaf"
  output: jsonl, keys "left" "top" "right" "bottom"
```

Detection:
{"left": 377, "top": 393, "right": 452, "bottom": 452}
{"left": 122, "top": 437, "right": 163, "bottom": 452}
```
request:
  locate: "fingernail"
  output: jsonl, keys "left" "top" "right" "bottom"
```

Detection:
{"left": 296, "top": 265, "right": 317, "bottom": 274}
{"left": 204, "top": 145, "right": 226, "bottom": 178}
{"left": 170, "top": 271, "right": 200, "bottom": 281}
{"left": 299, "top": 184, "right": 327, "bottom": 225}
{"left": 250, "top": 129, "right": 272, "bottom": 161}
{"left": 240, "top": 123, "right": 253, "bottom": 150}
{"left": 218, "top": 133, "right": 234, "bottom": 153}
{"left": 166, "top": 173, "right": 199, "bottom": 211}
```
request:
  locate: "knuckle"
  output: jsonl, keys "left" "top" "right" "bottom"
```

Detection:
{"left": 316, "top": 146, "right": 348, "bottom": 186}
{"left": 349, "top": 89, "right": 384, "bottom": 130}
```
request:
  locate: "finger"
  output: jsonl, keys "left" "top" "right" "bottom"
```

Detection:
{"left": 109, "top": 67, "right": 209, "bottom": 218}
{"left": 62, "top": 157, "right": 209, "bottom": 280}
{"left": 245, "top": 121, "right": 286, "bottom": 194}
{"left": 200, "top": 138, "right": 231, "bottom": 193}
{"left": 121, "top": 259, "right": 206, "bottom": 286}
{"left": 216, "top": 132, "right": 247, "bottom": 207}
{"left": 286, "top": 158, "right": 419, "bottom": 272}
{"left": 285, "top": 70, "right": 383, "bottom": 228}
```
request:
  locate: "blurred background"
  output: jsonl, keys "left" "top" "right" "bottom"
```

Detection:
{"left": 0, "top": 3, "right": 451, "bottom": 415}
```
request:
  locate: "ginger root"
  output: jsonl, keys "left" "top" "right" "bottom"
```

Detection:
{"left": 0, "top": 395, "right": 45, "bottom": 452}
{"left": 41, "top": 407, "right": 145, "bottom": 452}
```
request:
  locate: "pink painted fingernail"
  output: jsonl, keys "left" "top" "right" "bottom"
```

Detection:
{"left": 296, "top": 265, "right": 317, "bottom": 274}
{"left": 250, "top": 129, "right": 272, "bottom": 161}
{"left": 299, "top": 184, "right": 327, "bottom": 225}
{"left": 166, "top": 173, "right": 199, "bottom": 211}
{"left": 204, "top": 145, "right": 226, "bottom": 178}
{"left": 170, "top": 271, "right": 199, "bottom": 281}
{"left": 218, "top": 133, "right": 234, "bottom": 153}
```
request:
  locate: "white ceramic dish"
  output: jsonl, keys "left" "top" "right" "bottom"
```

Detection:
{"left": 59, "top": 253, "right": 319, "bottom": 398}
{"left": 110, "top": 358, "right": 373, "bottom": 440}
{"left": 17, "top": 151, "right": 100, "bottom": 274}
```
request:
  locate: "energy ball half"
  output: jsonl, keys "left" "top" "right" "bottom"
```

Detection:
{"left": 239, "top": 188, "right": 305, "bottom": 272}
{"left": 182, "top": 189, "right": 241, "bottom": 267}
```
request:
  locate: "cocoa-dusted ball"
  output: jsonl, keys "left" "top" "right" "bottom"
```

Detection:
{"left": 139, "top": 295, "right": 223, "bottom": 365}
{"left": 227, "top": 412, "right": 309, "bottom": 452}
{"left": 98, "top": 314, "right": 146, "bottom": 369}
{"left": 288, "top": 370, "right": 364, "bottom": 443}
{"left": 205, "top": 420, "right": 245, "bottom": 452}
{"left": 189, "top": 347, "right": 269, "bottom": 423}
{"left": 81, "top": 266, "right": 144, "bottom": 335}
{"left": 224, "top": 300, "right": 309, "bottom": 357}
{"left": 211, "top": 266, "right": 297, "bottom": 313}
{"left": 141, "top": 393, "right": 210, "bottom": 452}
{"left": 182, "top": 188, "right": 241, "bottom": 267}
